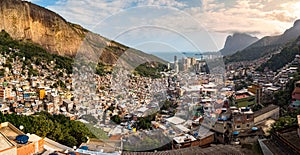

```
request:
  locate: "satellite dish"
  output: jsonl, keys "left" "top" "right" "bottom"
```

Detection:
{"left": 19, "top": 125, "right": 24, "bottom": 130}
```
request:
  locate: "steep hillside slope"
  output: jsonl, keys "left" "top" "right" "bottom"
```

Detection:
{"left": 220, "top": 33, "right": 258, "bottom": 56}
{"left": 226, "top": 19, "right": 300, "bottom": 63}
{"left": 0, "top": 0, "right": 165, "bottom": 68}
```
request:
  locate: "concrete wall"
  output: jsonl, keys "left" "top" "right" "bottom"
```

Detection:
{"left": 17, "top": 142, "right": 35, "bottom": 155}
{"left": 0, "top": 147, "right": 17, "bottom": 155}
{"left": 38, "top": 139, "right": 44, "bottom": 153}
{"left": 254, "top": 108, "right": 279, "bottom": 124}
{"left": 213, "top": 122, "right": 227, "bottom": 133}
{"left": 199, "top": 134, "right": 214, "bottom": 146}
{"left": 215, "top": 132, "right": 226, "bottom": 144}
{"left": 233, "top": 114, "right": 254, "bottom": 131}
{"left": 241, "top": 122, "right": 254, "bottom": 130}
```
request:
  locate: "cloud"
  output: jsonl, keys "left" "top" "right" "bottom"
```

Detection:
{"left": 47, "top": 0, "right": 187, "bottom": 29}
{"left": 25, "top": 0, "right": 40, "bottom": 2}
{"left": 44, "top": 0, "right": 300, "bottom": 51}
{"left": 184, "top": 0, "right": 300, "bottom": 37}
{"left": 266, "top": 11, "right": 297, "bottom": 22}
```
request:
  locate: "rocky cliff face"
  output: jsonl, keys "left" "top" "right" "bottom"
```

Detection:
{"left": 220, "top": 33, "right": 258, "bottom": 56}
{"left": 0, "top": 0, "right": 165, "bottom": 67}
{"left": 0, "top": 0, "right": 86, "bottom": 56}
{"left": 225, "top": 19, "right": 300, "bottom": 63}
{"left": 242, "top": 19, "right": 300, "bottom": 51}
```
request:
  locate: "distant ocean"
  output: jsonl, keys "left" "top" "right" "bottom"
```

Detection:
{"left": 150, "top": 52, "right": 205, "bottom": 63}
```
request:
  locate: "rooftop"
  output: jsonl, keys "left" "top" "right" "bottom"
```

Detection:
{"left": 235, "top": 94, "right": 250, "bottom": 100}
{"left": 44, "top": 137, "right": 72, "bottom": 152}
{"left": 254, "top": 104, "right": 279, "bottom": 117}
{"left": 0, "top": 122, "right": 24, "bottom": 144}
{"left": 166, "top": 116, "right": 185, "bottom": 125}
{"left": 123, "top": 144, "right": 244, "bottom": 155}
{"left": 266, "top": 86, "right": 280, "bottom": 91}
{"left": 174, "top": 125, "right": 190, "bottom": 133}
{"left": 182, "top": 85, "right": 201, "bottom": 92}
{"left": 263, "top": 139, "right": 292, "bottom": 155}
{"left": 0, "top": 132, "right": 15, "bottom": 151}
{"left": 80, "top": 138, "right": 122, "bottom": 153}
{"left": 278, "top": 127, "right": 300, "bottom": 153}
{"left": 173, "top": 134, "right": 197, "bottom": 144}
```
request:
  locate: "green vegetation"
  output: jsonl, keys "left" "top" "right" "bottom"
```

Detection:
{"left": 274, "top": 90, "right": 292, "bottom": 109}
{"left": 252, "top": 104, "right": 263, "bottom": 112}
{"left": 258, "top": 36, "right": 300, "bottom": 72}
{"left": 271, "top": 66, "right": 300, "bottom": 131}
{"left": 233, "top": 92, "right": 256, "bottom": 108}
{"left": 271, "top": 116, "right": 297, "bottom": 131}
{"left": 237, "top": 100, "right": 256, "bottom": 107}
{"left": 0, "top": 30, "right": 73, "bottom": 74}
{"left": 95, "top": 62, "right": 112, "bottom": 76}
{"left": 160, "top": 100, "right": 173, "bottom": 111}
{"left": 274, "top": 71, "right": 300, "bottom": 109}
{"left": 123, "top": 136, "right": 161, "bottom": 151}
{"left": 68, "top": 22, "right": 88, "bottom": 32}
{"left": 111, "top": 115, "right": 121, "bottom": 124}
{"left": 134, "top": 62, "right": 168, "bottom": 78}
{"left": 52, "top": 80, "right": 66, "bottom": 88}
{"left": 225, "top": 44, "right": 281, "bottom": 63}
{"left": 235, "top": 80, "right": 249, "bottom": 91}
{"left": 81, "top": 114, "right": 98, "bottom": 124}
{"left": 0, "top": 112, "right": 108, "bottom": 147}
{"left": 0, "top": 69, "right": 4, "bottom": 76}
{"left": 84, "top": 123, "right": 109, "bottom": 140}
{"left": 159, "top": 99, "right": 178, "bottom": 115}
{"left": 137, "top": 113, "right": 157, "bottom": 130}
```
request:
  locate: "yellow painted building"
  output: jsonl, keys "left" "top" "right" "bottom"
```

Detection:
{"left": 39, "top": 89, "right": 45, "bottom": 100}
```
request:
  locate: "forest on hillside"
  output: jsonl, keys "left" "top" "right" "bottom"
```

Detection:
{"left": 0, "top": 112, "right": 108, "bottom": 147}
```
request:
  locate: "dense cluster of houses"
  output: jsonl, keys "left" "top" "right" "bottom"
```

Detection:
{"left": 1, "top": 46, "right": 300, "bottom": 155}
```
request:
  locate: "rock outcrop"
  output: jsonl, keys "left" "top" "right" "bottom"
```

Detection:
{"left": 0, "top": 0, "right": 165, "bottom": 67}
{"left": 0, "top": 0, "right": 85, "bottom": 56}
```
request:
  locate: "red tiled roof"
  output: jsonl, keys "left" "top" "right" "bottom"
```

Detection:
{"left": 109, "top": 135, "right": 122, "bottom": 141}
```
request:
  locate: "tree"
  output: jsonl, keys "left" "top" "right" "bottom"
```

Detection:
{"left": 252, "top": 104, "right": 263, "bottom": 112}
{"left": 57, "top": 71, "right": 64, "bottom": 77}
{"left": 62, "top": 134, "right": 77, "bottom": 147}
{"left": 35, "top": 58, "right": 41, "bottom": 66}
{"left": 138, "top": 118, "right": 151, "bottom": 130}
{"left": 111, "top": 115, "right": 121, "bottom": 124}
{"left": 0, "top": 112, "right": 98, "bottom": 147}
{"left": 271, "top": 116, "right": 297, "bottom": 131}
{"left": 0, "top": 69, "right": 5, "bottom": 76}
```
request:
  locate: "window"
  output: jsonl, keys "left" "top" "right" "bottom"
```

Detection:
{"left": 246, "top": 115, "right": 251, "bottom": 120}
{"left": 247, "top": 124, "right": 250, "bottom": 127}
{"left": 236, "top": 125, "right": 241, "bottom": 129}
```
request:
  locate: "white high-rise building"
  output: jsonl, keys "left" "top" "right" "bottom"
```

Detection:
{"left": 174, "top": 56, "right": 179, "bottom": 73}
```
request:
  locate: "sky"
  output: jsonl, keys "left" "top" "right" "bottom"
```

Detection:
{"left": 27, "top": 0, "right": 300, "bottom": 54}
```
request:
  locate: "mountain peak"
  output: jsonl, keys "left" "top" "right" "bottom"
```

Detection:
{"left": 232, "top": 32, "right": 247, "bottom": 36}
{"left": 220, "top": 33, "right": 258, "bottom": 56}
{"left": 226, "top": 19, "right": 300, "bottom": 63}
{"left": 294, "top": 19, "right": 300, "bottom": 27}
